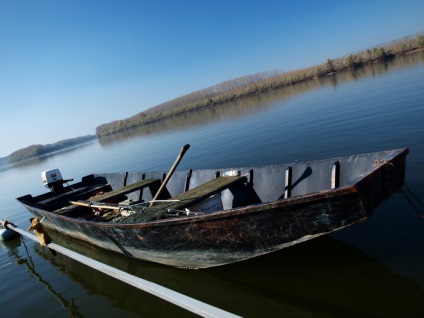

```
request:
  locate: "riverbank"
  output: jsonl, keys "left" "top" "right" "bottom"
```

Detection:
{"left": 5, "top": 135, "right": 96, "bottom": 164}
{"left": 6, "top": 34, "right": 423, "bottom": 162}
{"left": 96, "top": 34, "right": 424, "bottom": 137}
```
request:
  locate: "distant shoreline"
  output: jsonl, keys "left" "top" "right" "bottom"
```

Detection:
{"left": 5, "top": 34, "right": 424, "bottom": 164}
{"left": 95, "top": 34, "right": 424, "bottom": 138}
{"left": 5, "top": 135, "right": 96, "bottom": 164}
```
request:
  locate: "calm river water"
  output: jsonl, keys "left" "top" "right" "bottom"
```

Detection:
{"left": 1, "top": 51, "right": 424, "bottom": 317}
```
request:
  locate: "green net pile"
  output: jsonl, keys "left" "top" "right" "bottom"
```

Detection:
{"left": 114, "top": 200, "right": 180, "bottom": 223}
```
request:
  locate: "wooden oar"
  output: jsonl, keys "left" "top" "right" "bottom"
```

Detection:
{"left": 150, "top": 144, "right": 190, "bottom": 207}
{"left": 70, "top": 200, "right": 121, "bottom": 210}
{"left": 70, "top": 199, "right": 180, "bottom": 211}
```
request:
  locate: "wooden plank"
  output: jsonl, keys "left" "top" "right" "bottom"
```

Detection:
{"left": 39, "top": 184, "right": 111, "bottom": 206}
{"left": 70, "top": 200, "right": 121, "bottom": 210}
{"left": 81, "top": 176, "right": 247, "bottom": 223}
{"left": 5, "top": 223, "right": 241, "bottom": 318}
{"left": 169, "top": 176, "right": 247, "bottom": 210}
{"left": 70, "top": 199, "right": 181, "bottom": 211}
{"left": 41, "top": 184, "right": 114, "bottom": 212}
{"left": 117, "top": 176, "right": 247, "bottom": 222}
{"left": 92, "top": 178, "right": 161, "bottom": 202}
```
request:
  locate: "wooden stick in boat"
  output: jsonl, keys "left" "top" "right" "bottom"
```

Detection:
{"left": 70, "top": 200, "right": 121, "bottom": 210}
{"left": 150, "top": 144, "right": 190, "bottom": 207}
{"left": 165, "top": 209, "right": 205, "bottom": 217}
{"left": 70, "top": 200, "right": 181, "bottom": 210}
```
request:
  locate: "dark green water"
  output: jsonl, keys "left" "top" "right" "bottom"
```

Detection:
{"left": 1, "top": 51, "right": 424, "bottom": 317}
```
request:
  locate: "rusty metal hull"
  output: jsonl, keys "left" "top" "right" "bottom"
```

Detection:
{"left": 17, "top": 148, "right": 408, "bottom": 268}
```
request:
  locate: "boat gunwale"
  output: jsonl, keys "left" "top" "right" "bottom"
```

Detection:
{"left": 18, "top": 183, "right": 359, "bottom": 230}
{"left": 17, "top": 148, "right": 408, "bottom": 230}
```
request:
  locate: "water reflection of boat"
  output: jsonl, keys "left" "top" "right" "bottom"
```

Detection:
{"left": 17, "top": 148, "right": 408, "bottom": 269}
{"left": 1, "top": 238, "right": 83, "bottom": 318}
{"left": 39, "top": 230, "right": 424, "bottom": 318}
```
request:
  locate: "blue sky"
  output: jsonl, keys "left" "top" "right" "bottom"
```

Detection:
{"left": 1, "top": 0, "right": 423, "bottom": 157}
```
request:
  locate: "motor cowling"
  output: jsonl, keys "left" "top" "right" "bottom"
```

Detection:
{"left": 41, "top": 169, "right": 73, "bottom": 193}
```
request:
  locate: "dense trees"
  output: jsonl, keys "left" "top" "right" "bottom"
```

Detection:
{"left": 418, "top": 35, "right": 424, "bottom": 48}
{"left": 8, "top": 135, "right": 95, "bottom": 163}
{"left": 6, "top": 34, "right": 423, "bottom": 163}
{"left": 96, "top": 34, "right": 424, "bottom": 137}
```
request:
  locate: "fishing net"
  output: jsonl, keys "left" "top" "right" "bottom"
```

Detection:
{"left": 113, "top": 200, "right": 181, "bottom": 223}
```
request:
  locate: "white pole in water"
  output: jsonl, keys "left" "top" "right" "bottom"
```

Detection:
{"left": 5, "top": 223, "right": 241, "bottom": 318}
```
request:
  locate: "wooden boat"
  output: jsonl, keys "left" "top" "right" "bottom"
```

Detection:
{"left": 16, "top": 148, "right": 408, "bottom": 269}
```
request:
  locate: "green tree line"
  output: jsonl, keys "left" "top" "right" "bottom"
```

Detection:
{"left": 96, "top": 34, "right": 424, "bottom": 137}
{"left": 8, "top": 135, "right": 96, "bottom": 163}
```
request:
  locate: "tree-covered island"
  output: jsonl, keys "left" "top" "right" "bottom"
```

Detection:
{"left": 7, "top": 135, "right": 96, "bottom": 163}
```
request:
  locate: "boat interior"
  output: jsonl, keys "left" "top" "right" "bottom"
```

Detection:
{"left": 16, "top": 149, "right": 403, "bottom": 223}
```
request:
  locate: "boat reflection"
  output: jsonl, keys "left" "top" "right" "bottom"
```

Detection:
{"left": 33, "top": 230, "right": 424, "bottom": 318}
{"left": 1, "top": 238, "right": 83, "bottom": 318}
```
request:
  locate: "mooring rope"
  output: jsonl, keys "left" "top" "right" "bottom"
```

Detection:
{"left": 9, "top": 221, "right": 33, "bottom": 263}
{"left": 20, "top": 234, "right": 36, "bottom": 269}
{"left": 401, "top": 185, "right": 424, "bottom": 218}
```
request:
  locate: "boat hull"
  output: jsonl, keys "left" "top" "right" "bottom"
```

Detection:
{"left": 17, "top": 148, "right": 408, "bottom": 268}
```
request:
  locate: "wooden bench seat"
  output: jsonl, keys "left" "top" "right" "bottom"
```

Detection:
{"left": 92, "top": 178, "right": 161, "bottom": 202}
{"left": 40, "top": 183, "right": 113, "bottom": 210}
{"left": 110, "top": 176, "right": 247, "bottom": 223}
{"left": 154, "top": 176, "right": 247, "bottom": 211}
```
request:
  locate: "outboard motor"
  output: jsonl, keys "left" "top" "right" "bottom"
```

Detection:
{"left": 41, "top": 169, "right": 73, "bottom": 194}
